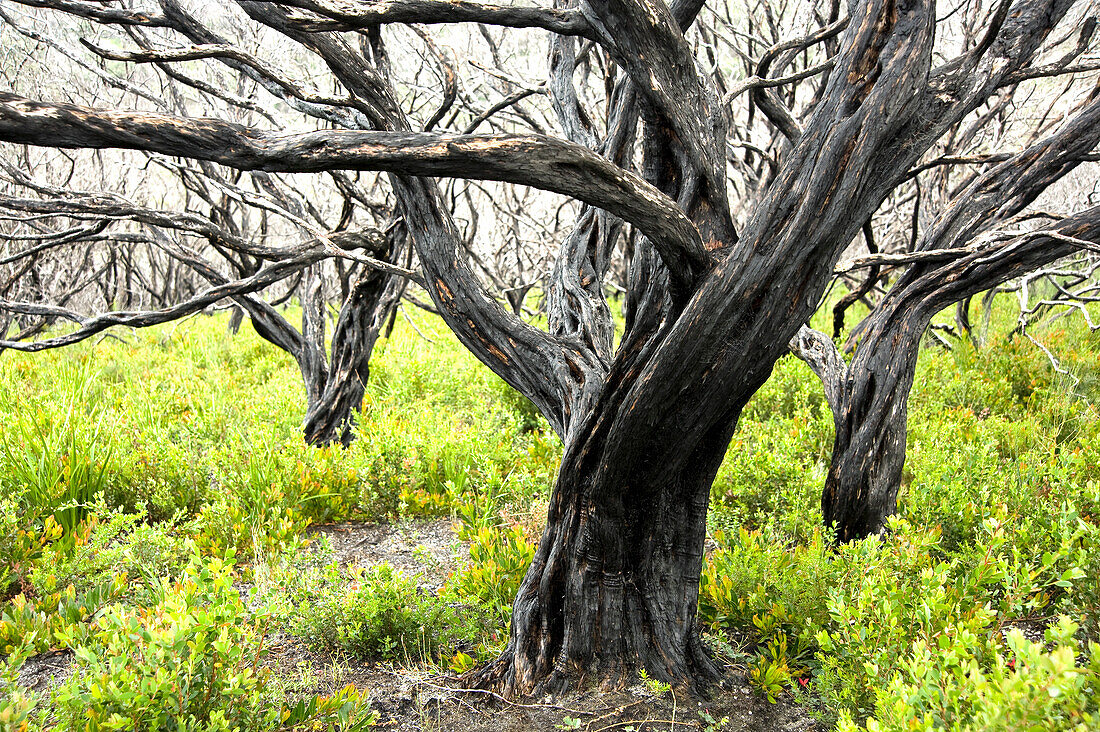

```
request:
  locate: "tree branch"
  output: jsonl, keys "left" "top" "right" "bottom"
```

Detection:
{"left": 255, "top": 0, "right": 594, "bottom": 36}
{"left": 0, "top": 91, "right": 709, "bottom": 296}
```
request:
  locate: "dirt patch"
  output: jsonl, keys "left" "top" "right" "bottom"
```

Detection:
{"left": 265, "top": 637, "right": 818, "bottom": 732}
{"left": 16, "top": 649, "right": 73, "bottom": 694}
{"left": 306, "top": 518, "right": 462, "bottom": 592}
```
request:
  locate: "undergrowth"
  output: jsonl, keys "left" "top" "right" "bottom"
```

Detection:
{"left": 0, "top": 300, "right": 1097, "bottom": 730}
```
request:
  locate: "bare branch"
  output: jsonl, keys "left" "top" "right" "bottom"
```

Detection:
{"left": 256, "top": 0, "right": 593, "bottom": 36}
{"left": 0, "top": 91, "right": 711, "bottom": 295}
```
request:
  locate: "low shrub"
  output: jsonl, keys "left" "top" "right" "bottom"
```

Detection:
{"left": 700, "top": 510, "right": 1097, "bottom": 725}
{"left": 0, "top": 489, "right": 62, "bottom": 600}
{"left": 446, "top": 523, "right": 537, "bottom": 624}
{"left": 840, "top": 617, "right": 1100, "bottom": 731}
{"left": 29, "top": 504, "right": 192, "bottom": 600}
{"left": 284, "top": 561, "right": 491, "bottom": 665}
{"left": 47, "top": 556, "right": 376, "bottom": 732}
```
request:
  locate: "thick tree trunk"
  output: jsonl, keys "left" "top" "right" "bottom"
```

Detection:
{"left": 473, "top": 391, "right": 730, "bottom": 694}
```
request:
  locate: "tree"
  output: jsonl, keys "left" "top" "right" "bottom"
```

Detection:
{"left": 0, "top": 9, "right": 557, "bottom": 446}
{"left": 2, "top": 0, "right": 1099, "bottom": 695}
{"left": 793, "top": 88, "right": 1100, "bottom": 541}
{"left": 0, "top": 148, "right": 413, "bottom": 446}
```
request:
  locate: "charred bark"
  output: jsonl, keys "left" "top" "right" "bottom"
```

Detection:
{"left": 302, "top": 233, "right": 409, "bottom": 446}
{"left": 808, "top": 84, "right": 1100, "bottom": 542}
{"left": 0, "top": 0, "right": 1092, "bottom": 697}
{"left": 471, "top": 353, "right": 730, "bottom": 694}
{"left": 821, "top": 211, "right": 1100, "bottom": 541}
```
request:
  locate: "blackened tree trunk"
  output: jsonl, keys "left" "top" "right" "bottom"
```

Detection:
{"left": 485, "top": 428, "right": 724, "bottom": 692}
{"left": 302, "top": 232, "right": 409, "bottom": 446}
{"left": 796, "top": 83, "right": 1100, "bottom": 541}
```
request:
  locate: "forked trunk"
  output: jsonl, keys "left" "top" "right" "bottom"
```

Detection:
{"left": 806, "top": 297, "right": 925, "bottom": 543}
{"left": 788, "top": 323, "right": 911, "bottom": 542}
{"left": 303, "top": 241, "right": 408, "bottom": 447}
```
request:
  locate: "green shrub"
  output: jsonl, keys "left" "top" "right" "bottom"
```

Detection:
{"left": 104, "top": 440, "right": 208, "bottom": 523}
{"left": 840, "top": 617, "right": 1100, "bottom": 731}
{"left": 0, "top": 576, "right": 123, "bottom": 655}
{"left": 49, "top": 556, "right": 376, "bottom": 732}
{"left": 29, "top": 504, "right": 192, "bottom": 600}
{"left": 0, "top": 643, "right": 39, "bottom": 732}
{"left": 700, "top": 510, "right": 1097, "bottom": 723}
{"left": 0, "top": 489, "right": 62, "bottom": 600}
{"left": 699, "top": 526, "right": 832, "bottom": 636}
{"left": 284, "top": 561, "right": 491, "bottom": 665}
{"left": 446, "top": 523, "right": 537, "bottom": 624}
{"left": 812, "top": 512, "right": 1094, "bottom": 725}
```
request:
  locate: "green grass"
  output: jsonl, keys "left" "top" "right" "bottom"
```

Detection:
{"left": 0, "top": 299, "right": 1098, "bottom": 730}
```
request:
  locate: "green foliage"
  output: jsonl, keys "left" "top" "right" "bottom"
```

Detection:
{"left": 839, "top": 617, "right": 1100, "bottom": 731}
{"left": 0, "top": 488, "right": 62, "bottom": 599}
{"left": 29, "top": 504, "right": 191, "bottom": 600}
{"left": 701, "top": 507, "right": 1097, "bottom": 724}
{"left": 711, "top": 355, "right": 834, "bottom": 542}
{"left": 48, "top": 556, "right": 376, "bottom": 731}
{"left": 0, "top": 576, "right": 124, "bottom": 655}
{"left": 699, "top": 527, "right": 832, "bottom": 634}
{"left": 0, "top": 362, "right": 114, "bottom": 533}
{"left": 3, "top": 298, "right": 1099, "bottom": 729}
{"left": 284, "top": 562, "right": 491, "bottom": 665}
{"left": 0, "top": 643, "right": 40, "bottom": 732}
{"left": 446, "top": 523, "right": 537, "bottom": 625}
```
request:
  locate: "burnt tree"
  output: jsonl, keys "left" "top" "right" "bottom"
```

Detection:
{"left": 793, "top": 60, "right": 1100, "bottom": 543}
{"left": 0, "top": 155, "right": 413, "bottom": 446}
{"left": 2, "top": 0, "right": 1099, "bottom": 694}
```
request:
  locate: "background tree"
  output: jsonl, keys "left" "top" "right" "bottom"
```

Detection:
{"left": 787, "top": 7, "right": 1100, "bottom": 541}
{"left": 2, "top": 0, "right": 1100, "bottom": 696}
{"left": 0, "top": 7, "right": 563, "bottom": 445}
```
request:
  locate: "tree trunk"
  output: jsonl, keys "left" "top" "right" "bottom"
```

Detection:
{"left": 474, "top": 385, "right": 731, "bottom": 694}
{"left": 821, "top": 321, "right": 920, "bottom": 543}
{"left": 816, "top": 89, "right": 1100, "bottom": 542}
{"left": 303, "top": 236, "right": 408, "bottom": 447}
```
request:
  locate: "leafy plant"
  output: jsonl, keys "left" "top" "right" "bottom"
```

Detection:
{"left": 0, "top": 575, "right": 124, "bottom": 655}
{"left": 0, "top": 489, "right": 62, "bottom": 599}
{"left": 50, "top": 556, "right": 376, "bottom": 731}
{"left": 839, "top": 617, "right": 1100, "bottom": 731}
{"left": 446, "top": 523, "right": 536, "bottom": 623}
{"left": 0, "top": 366, "right": 114, "bottom": 533}
{"left": 0, "top": 641, "right": 39, "bottom": 732}
{"left": 286, "top": 562, "right": 491, "bottom": 665}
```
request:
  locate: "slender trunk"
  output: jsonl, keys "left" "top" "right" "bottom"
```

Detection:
{"left": 822, "top": 325, "right": 920, "bottom": 542}
{"left": 303, "top": 239, "right": 407, "bottom": 446}
{"left": 790, "top": 323, "right": 913, "bottom": 543}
